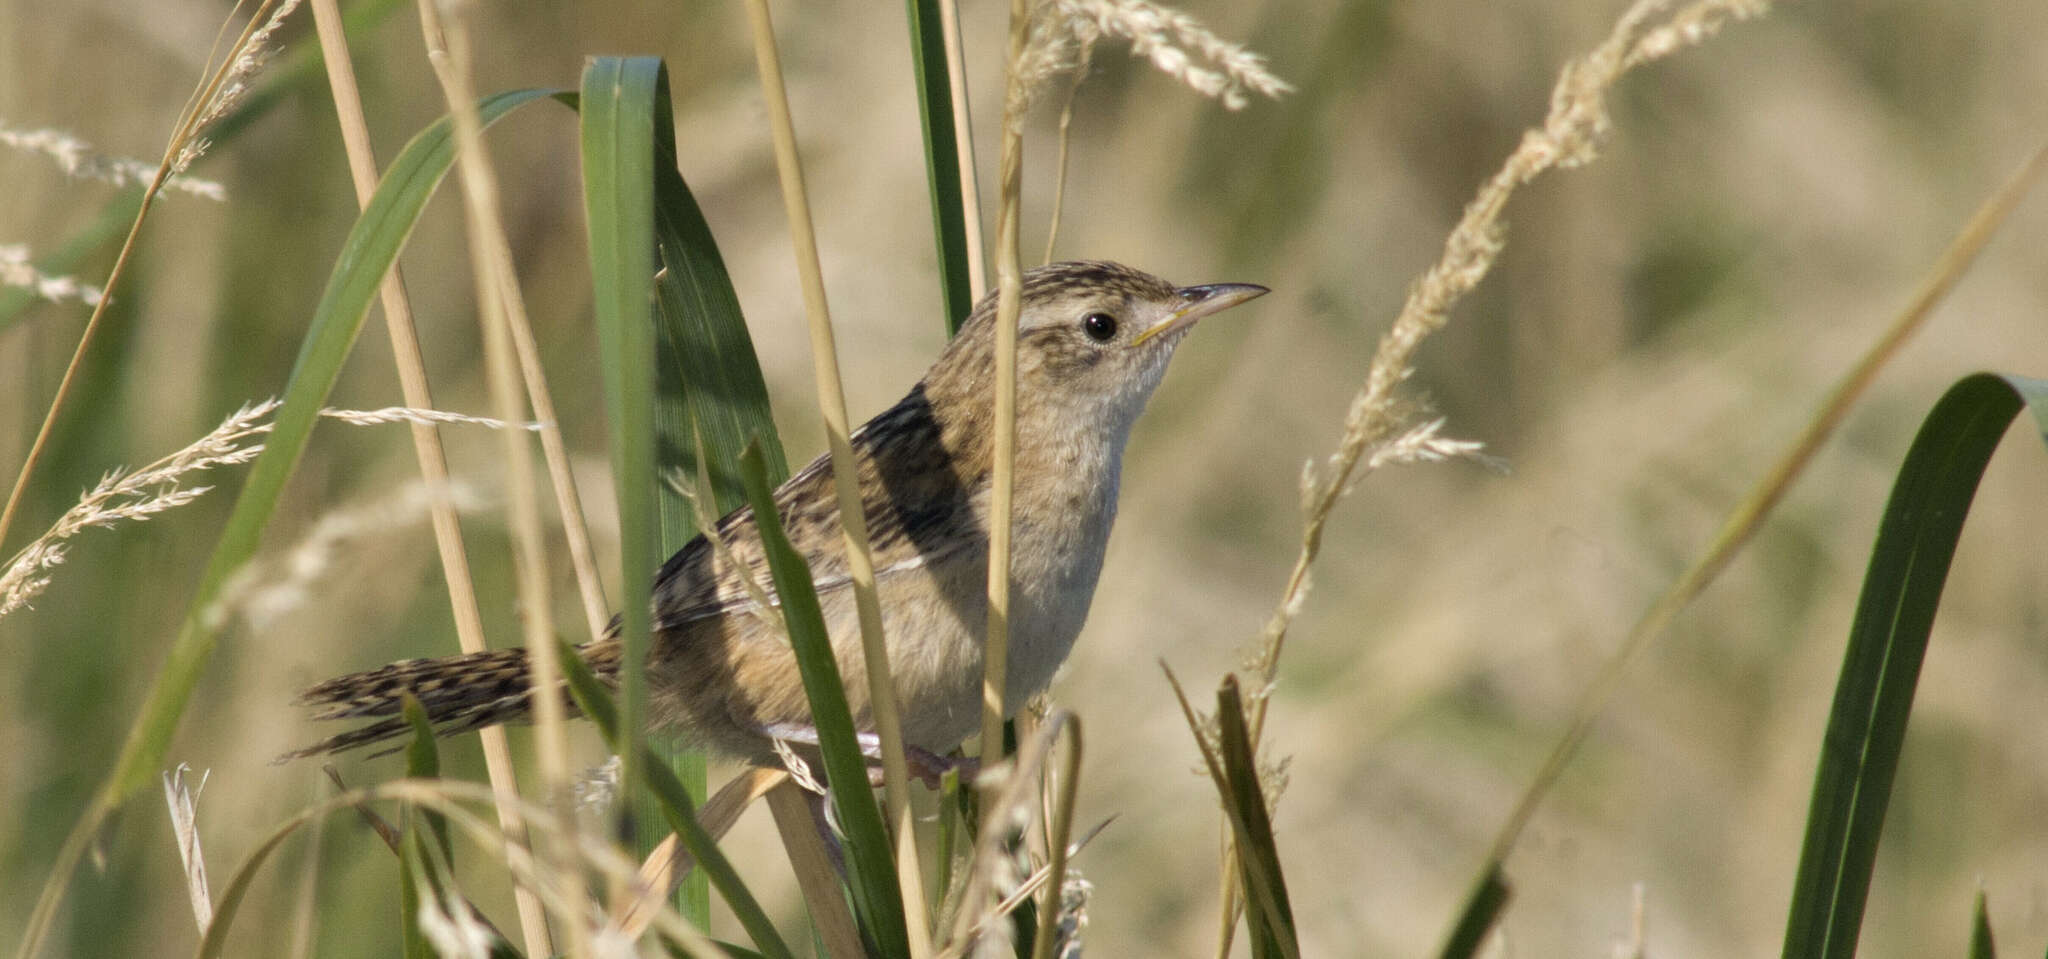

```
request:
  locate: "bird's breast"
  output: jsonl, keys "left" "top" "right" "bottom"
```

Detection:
{"left": 1004, "top": 435, "right": 1123, "bottom": 693}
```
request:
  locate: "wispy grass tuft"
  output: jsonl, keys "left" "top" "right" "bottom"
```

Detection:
{"left": 1015, "top": 0, "right": 1292, "bottom": 112}
{"left": 211, "top": 476, "right": 489, "bottom": 633}
{"left": 1245, "top": 0, "right": 1775, "bottom": 743}
{"left": 0, "top": 244, "right": 105, "bottom": 307}
{"left": 0, "top": 400, "right": 524, "bottom": 622}
{"left": 0, "top": 0, "right": 311, "bottom": 565}
{"left": 0, "top": 121, "right": 226, "bottom": 200}
{"left": 160, "top": 764, "right": 214, "bottom": 933}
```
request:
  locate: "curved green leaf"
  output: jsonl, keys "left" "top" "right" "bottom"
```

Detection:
{"left": 17, "top": 88, "right": 563, "bottom": 959}
{"left": 1434, "top": 867, "right": 1511, "bottom": 959}
{"left": 738, "top": 444, "right": 910, "bottom": 958}
{"left": 1780, "top": 372, "right": 2048, "bottom": 959}
{"left": 581, "top": 55, "right": 663, "bottom": 862}
{"left": 646, "top": 75, "right": 792, "bottom": 920}
{"left": 1216, "top": 677, "right": 1299, "bottom": 959}
{"left": 583, "top": 54, "right": 790, "bottom": 921}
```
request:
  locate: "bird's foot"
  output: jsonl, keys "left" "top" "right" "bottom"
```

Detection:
{"left": 756, "top": 723, "right": 976, "bottom": 791}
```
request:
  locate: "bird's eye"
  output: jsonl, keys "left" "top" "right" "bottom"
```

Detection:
{"left": 1081, "top": 312, "right": 1119, "bottom": 342}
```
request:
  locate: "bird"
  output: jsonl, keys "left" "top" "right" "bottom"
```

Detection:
{"left": 285, "top": 260, "right": 1266, "bottom": 778}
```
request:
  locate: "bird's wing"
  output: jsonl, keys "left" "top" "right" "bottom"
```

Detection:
{"left": 649, "top": 393, "right": 984, "bottom": 632}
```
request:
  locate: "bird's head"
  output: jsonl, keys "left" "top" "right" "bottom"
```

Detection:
{"left": 934, "top": 260, "right": 1267, "bottom": 439}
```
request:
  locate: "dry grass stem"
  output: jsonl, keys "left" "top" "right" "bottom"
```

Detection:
{"left": 741, "top": 0, "right": 930, "bottom": 943}
{"left": 1615, "top": 882, "right": 1649, "bottom": 959}
{"left": 981, "top": 0, "right": 1032, "bottom": 776}
{"left": 286, "top": 782, "right": 326, "bottom": 959}
{"left": 979, "top": 819, "right": 1110, "bottom": 934}
{"left": 938, "top": 715, "right": 1064, "bottom": 958}
{"left": 937, "top": 0, "right": 988, "bottom": 294}
{"left": 0, "top": 122, "right": 226, "bottom": 200}
{"left": 1028, "top": 714, "right": 1082, "bottom": 959}
{"left": 245, "top": 780, "right": 735, "bottom": 958}
{"left": 498, "top": 273, "right": 613, "bottom": 638}
{"left": 304, "top": 10, "right": 530, "bottom": 894}
{"left": 1039, "top": 40, "right": 1094, "bottom": 266}
{"left": 160, "top": 764, "right": 213, "bottom": 932}
{"left": 612, "top": 767, "right": 787, "bottom": 938}
{"left": 764, "top": 779, "right": 867, "bottom": 959}
{"left": 1245, "top": 0, "right": 1773, "bottom": 741}
{"left": 413, "top": 1, "right": 576, "bottom": 956}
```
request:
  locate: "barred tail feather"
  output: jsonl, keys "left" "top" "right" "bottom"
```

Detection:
{"left": 278, "top": 640, "right": 622, "bottom": 762}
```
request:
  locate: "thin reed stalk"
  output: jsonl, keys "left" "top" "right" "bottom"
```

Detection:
{"left": 981, "top": 0, "right": 1031, "bottom": 770}
{"left": 738, "top": 0, "right": 930, "bottom": 949}
{"left": 304, "top": 5, "right": 554, "bottom": 950}
{"left": 938, "top": 0, "right": 987, "bottom": 294}
{"left": 411, "top": 2, "right": 578, "bottom": 956}
{"left": 612, "top": 767, "right": 789, "bottom": 938}
{"left": 1029, "top": 716, "right": 1083, "bottom": 959}
{"left": 1041, "top": 42, "right": 1094, "bottom": 266}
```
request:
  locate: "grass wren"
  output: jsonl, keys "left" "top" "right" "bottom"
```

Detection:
{"left": 289, "top": 260, "right": 1267, "bottom": 772}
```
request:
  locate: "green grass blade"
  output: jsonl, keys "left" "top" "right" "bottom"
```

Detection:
{"left": 554, "top": 639, "right": 797, "bottom": 959}
{"left": 582, "top": 56, "right": 663, "bottom": 862}
{"left": 197, "top": 806, "right": 326, "bottom": 959}
{"left": 1780, "top": 372, "right": 2048, "bottom": 959}
{"left": 1214, "top": 677, "right": 1299, "bottom": 959}
{"left": 398, "top": 810, "right": 430, "bottom": 959}
{"left": 650, "top": 129, "right": 790, "bottom": 507}
{"left": 738, "top": 443, "right": 910, "bottom": 958}
{"left": 648, "top": 82, "right": 790, "bottom": 917}
{"left": 902, "top": 0, "right": 975, "bottom": 333}
{"left": 400, "top": 693, "right": 452, "bottom": 863}
{"left": 1435, "top": 865, "right": 1513, "bottom": 959}
{"left": 1969, "top": 889, "right": 1995, "bottom": 959}
{"left": 15, "top": 87, "right": 563, "bottom": 959}
{"left": 585, "top": 54, "right": 792, "bottom": 920}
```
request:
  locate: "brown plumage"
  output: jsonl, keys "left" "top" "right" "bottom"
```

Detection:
{"left": 284, "top": 261, "right": 1266, "bottom": 768}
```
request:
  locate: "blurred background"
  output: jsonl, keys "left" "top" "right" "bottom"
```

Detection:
{"left": 4, "top": 0, "right": 2048, "bottom": 955}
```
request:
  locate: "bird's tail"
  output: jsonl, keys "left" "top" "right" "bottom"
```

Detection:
{"left": 278, "top": 640, "right": 622, "bottom": 762}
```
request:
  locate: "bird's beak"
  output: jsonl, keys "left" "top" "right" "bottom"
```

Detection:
{"left": 1132, "top": 282, "right": 1270, "bottom": 346}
